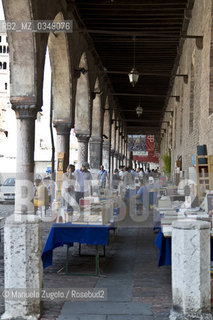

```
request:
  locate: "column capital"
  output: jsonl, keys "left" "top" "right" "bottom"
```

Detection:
{"left": 53, "top": 120, "right": 72, "bottom": 135}
{"left": 90, "top": 136, "right": 102, "bottom": 143}
{"left": 76, "top": 134, "right": 90, "bottom": 143}
{"left": 10, "top": 96, "right": 40, "bottom": 119}
{"left": 12, "top": 104, "right": 39, "bottom": 120}
{"left": 103, "top": 141, "right": 110, "bottom": 148}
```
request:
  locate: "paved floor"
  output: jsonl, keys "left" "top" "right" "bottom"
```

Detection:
{"left": 0, "top": 204, "right": 172, "bottom": 320}
{"left": 55, "top": 227, "right": 171, "bottom": 320}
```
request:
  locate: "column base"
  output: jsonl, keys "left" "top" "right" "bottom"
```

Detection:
{"left": 170, "top": 309, "right": 213, "bottom": 320}
{"left": 3, "top": 214, "right": 42, "bottom": 320}
{"left": 1, "top": 311, "right": 40, "bottom": 320}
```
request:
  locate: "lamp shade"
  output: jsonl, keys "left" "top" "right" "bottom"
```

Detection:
{"left": 128, "top": 68, "right": 139, "bottom": 87}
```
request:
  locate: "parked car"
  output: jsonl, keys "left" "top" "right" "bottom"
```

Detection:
{"left": 0, "top": 178, "right": 15, "bottom": 203}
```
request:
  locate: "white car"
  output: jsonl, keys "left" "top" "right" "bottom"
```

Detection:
{"left": 0, "top": 178, "right": 15, "bottom": 203}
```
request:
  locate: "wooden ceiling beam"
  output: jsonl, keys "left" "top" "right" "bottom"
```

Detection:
{"left": 112, "top": 93, "right": 166, "bottom": 98}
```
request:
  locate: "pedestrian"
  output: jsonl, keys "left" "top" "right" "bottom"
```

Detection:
{"left": 43, "top": 176, "right": 55, "bottom": 206}
{"left": 74, "top": 162, "right": 92, "bottom": 204}
{"left": 119, "top": 166, "right": 124, "bottom": 178}
{"left": 122, "top": 167, "right": 135, "bottom": 188}
{"left": 98, "top": 165, "right": 108, "bottom": 189}
{"left": 61, "top": 164, "right": 75, "bottom": 211}
{"left": 34, "top": 178, "right": 49, "bottom": 213}
{"left": 112, "top": 168, "right": 121, "bottom": 190}
{"left": 122, "top": 167, "right": 136, "bottom": 206}
{"left": 135, "top": 180, "right": 145, "bottom": 214}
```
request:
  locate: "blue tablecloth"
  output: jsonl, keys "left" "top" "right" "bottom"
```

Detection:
{"left": 155, "top": 228, "right": 213, "bottom": 267}
{"left": 42, "top": 223, "right": 111, "bottom": 268}
{"left": 155, "top": 228, "right": 172, "bottom": 267}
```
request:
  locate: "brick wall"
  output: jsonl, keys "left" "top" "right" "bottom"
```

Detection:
{"left": 161, "top": 0, "right": 213, "bottom": 178}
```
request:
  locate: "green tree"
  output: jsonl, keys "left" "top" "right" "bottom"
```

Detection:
{"left": 161, "top": 152, "right": 171, "bottom": 178}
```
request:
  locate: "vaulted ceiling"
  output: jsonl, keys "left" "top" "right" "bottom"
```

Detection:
{"left": 74, "top": 0, "right": 192, "bottom": 134}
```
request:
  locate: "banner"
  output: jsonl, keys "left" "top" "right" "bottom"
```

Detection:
{"left": 146, "top": 135, "right": 155, "bottom": 154}
{"left": 128, "top": 135, "right": 146, "bottom": 153}
{"left": 133, "top": 153, "right": 159, "bottom": 163}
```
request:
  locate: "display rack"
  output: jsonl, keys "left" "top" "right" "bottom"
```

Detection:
{"left": 196, "top": 155, "right": 213, "bottom": 202}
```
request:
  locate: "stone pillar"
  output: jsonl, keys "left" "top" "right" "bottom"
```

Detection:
{"left": 89, "top": 136, "right": 102, "bottom": 171}
{"left": 170, "top": 220, "right": 212, "bottom": 320}
{"left": 121, "top": 135, "right": 124, "bottom": 166}
{"left": 102, "top": 142, "right": 110, "bottom": 171}
{"left": 76, "top": 134, "right": 90, "bottom": 168}
{"left": 110, "top": 150, "right": 114, "bottom": 177}
{"left": 114, "top": 151, "right": 118, "bottom": 170}
{"left": 125, "top": 141, "right": 128, "bottom": 166}
{"left": 2, "top": 105, "right": 42, "bottom": 320}
{"left": 54, "top": 122, "right": 71, "bottom": 170}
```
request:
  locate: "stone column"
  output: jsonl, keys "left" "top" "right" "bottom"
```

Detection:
{"left": 125, "top": 141, "right": 128, "bottom": 166}
{"left": 76, "top": 134, "right": 90, "bottom": 168}
{"left": 89, "top": 136, "right": 102, "bottom": 171}
{"left": 54, "top": 121, "right": 71, "bottom": 170}
{"left": 110, "top": 150, "right": 114, "bottom": 177}
{"left": 170, "top": 220, "right": 212, "bottom": 320}
{"left": 102, "top": 142, "right": 110, "bottom": 171}
{"left": 114, "top": 151, "right": 118, "bottom": 170}
{"left": 2, "top": 105, "right": 42, "bottom": 320}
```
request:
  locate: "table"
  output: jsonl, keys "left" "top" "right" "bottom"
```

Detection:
{"left": 42, "top": 223, "right": 114, "bottom": 276}
{"left": 155, "top": 228, "right": 213, "bottom": 267}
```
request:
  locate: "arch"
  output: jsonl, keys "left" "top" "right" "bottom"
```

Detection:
{"left": 48, "top": 12, "right": 72, "bottom": 121}
{"left": 2, "top": 0, "right": 36, "bottom": 100}
{"left": 75, "top": 52, "right": 90, "bottom": 135}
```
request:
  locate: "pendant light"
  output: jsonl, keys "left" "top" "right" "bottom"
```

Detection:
{"left": 128, "top": 36, "right": 139, "bottom": 87}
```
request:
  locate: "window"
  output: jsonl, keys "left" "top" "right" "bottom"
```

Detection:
{"left": 0, "top": 46, "right": 2, "bottom": 53}
{"left": 3, "top": 46, "right": 6, "bottom": 53}
{"left": 0, "top": 36, "right": 1, "bottom": 42}
{"left": 0, "top": 62, "right": 2, "bottom": 69}
{"left": 189, "top": 62, "right": 195, "bottom": 133}
{"left": 7, "top": 46, "right": 9, "bottom": 53}
{"left": 6, "top": 36, "right": 8, "bottom": 43}
{"left": 3, "top": 178, "right": 15, "bottom": 186}
{"left": 3, "top": 62, "right": 7, "bottom": 69}
{"left": 5, "top": 83, "right": 7, "bottom": 90}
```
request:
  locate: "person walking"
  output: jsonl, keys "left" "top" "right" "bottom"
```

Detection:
{"left": 61, "top": 164, "right": 75, "bottom": 211}
{"left": 74, "top": 162, "right": 92, "bottom": 204}
{"left": 112, "top": 168, "right": 121, "bottom": 190}
{"left": 34, "top": 178, "right": 49, "bottom": 213}
{"left": 98, "top": 165, "right": 108, "bottom": 189}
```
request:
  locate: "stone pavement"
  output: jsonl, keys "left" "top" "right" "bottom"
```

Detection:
{"left": 51, "top": 228, "right": 171, "bottom": 320}
{"left": 0, "top": 204, "right": 172, "bottom": 319}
